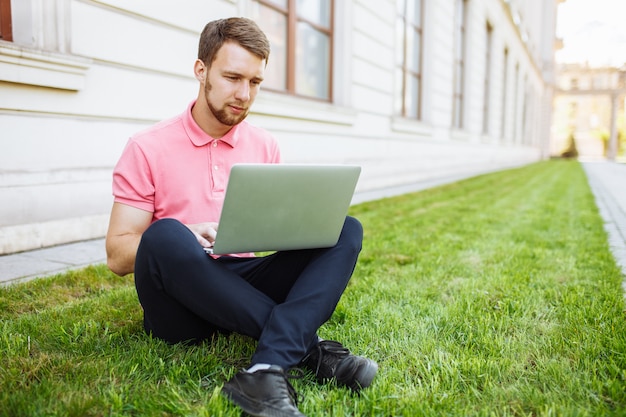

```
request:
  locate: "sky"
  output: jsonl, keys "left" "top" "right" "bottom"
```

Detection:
{"left": 555, "top": 0, "right": 626, "bottom": 67}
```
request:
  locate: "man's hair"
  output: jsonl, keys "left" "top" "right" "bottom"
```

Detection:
{"left": 198, "top": 17, "right": 270, "bottom": 67}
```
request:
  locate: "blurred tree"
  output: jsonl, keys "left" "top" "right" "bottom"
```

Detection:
{"left": 561, "top": 131, "right": 579, "bottom": 158}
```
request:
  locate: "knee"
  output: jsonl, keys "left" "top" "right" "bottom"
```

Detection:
{"left": 139, "top": 218, "right": 195, "bottom": 258}
{"left": 342, "top": 216, "right": 364, "bottom": 248}
{"left": 345, "top": 215, "right": 363, "bottom": 235}
{"left": 142, "top": 218, "right": 187, "bottom": 245}
{"left": 136, "top": 218, "right": 205, "bottom": 277}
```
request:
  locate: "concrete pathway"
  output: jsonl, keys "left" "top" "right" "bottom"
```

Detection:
{"left": 1, "top": 161, "right": 624, "bottom": 286}
{"left": 581, "top": 161, "right": 626, "bottom": 292}
{"left": 0, "top": 238, "right": 106, "bottom": 285}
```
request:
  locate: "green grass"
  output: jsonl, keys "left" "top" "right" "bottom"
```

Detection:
{"left": 2, "top": 160, "right": 625, "bottom": 416}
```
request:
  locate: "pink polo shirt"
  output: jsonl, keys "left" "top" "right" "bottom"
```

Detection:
{"left": 112, "top": 100, "right": 281, "bottom": 226}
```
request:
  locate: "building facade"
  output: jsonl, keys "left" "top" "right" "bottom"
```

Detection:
{"left": 551, "top": 63, "right": 626, "bottom": 159}
{"left": 0, "top": 0, "right": 560, "bottom": 254}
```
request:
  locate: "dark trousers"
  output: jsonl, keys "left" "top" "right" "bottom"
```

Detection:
{"left": 134, "top": 216, "right": 363, "bottom": 369}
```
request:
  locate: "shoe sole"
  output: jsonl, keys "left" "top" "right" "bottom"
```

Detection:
{"left": 222, "top": 385, "right": 304, "bottom": 417}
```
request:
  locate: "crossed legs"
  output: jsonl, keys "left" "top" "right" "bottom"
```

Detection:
{"left": 134, "top": 216, "right": 363, "bottom": 369}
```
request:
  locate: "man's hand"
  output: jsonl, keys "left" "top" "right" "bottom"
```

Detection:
{"left": 186, "top": 222, "right": 219, "bottom": 249}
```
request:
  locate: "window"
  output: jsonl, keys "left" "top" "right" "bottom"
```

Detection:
{"left": 512, "top": 62, "right": 520, "bottom": 142}
{"left": 395, "top": 0, "right": 424, "bottom": 119}
{"left": 0, "top": 1, "right": 90, "bottom": 90}
{"left": 521, "top": 77, "right": 528, "bottom": 144}
{"left": 0, "top": 0, "right": 12, "bottom": 41}
{"left": 513, "top": 63, "right": 519, "bottom": 142}
{"left": 483, "top": 22, "right": 493, "bottom": 135}
{"left": 452, "top": 0, "right": 468, "bottom": 129}
{"left": 568, "top": 101, "right": 577, "bottom": 119}
{"left": 252, "top": 0, "right": 333, "bottom": 101}
{"left": 500, "top": 48, "right": 509, "bottom": 139}
{"left": 592, "top": 75, "right": 604, "bottom": 90}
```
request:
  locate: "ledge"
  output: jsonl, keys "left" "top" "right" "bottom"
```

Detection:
{"left": 449, "top": 126, "right": 473, "bottom": 142}
{"left": 0, "top": 43, "right": 92, "bottom": 91}
{"left": 252, "top": 92, "right": 357, "bottom": 126}
{"left": 390, "top": 116, "right": 433, "bottom": 137}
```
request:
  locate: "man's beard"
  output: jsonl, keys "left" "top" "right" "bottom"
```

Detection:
{"left": 205, "top": 81, "right": 249, "bottom": 126}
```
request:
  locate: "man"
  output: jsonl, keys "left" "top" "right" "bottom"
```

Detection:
{"left": 106, "top": 17, "right": 377, "bottom": 417}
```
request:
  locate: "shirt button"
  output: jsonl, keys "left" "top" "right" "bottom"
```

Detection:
{"left": 212, "top": 141, "right": 218, "bottom": 147}
{"left": 214, "top": 165, "right": 219, "bottom": 170}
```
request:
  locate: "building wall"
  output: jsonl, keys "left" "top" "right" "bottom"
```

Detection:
{"left": 0, "top": 0, "right": 559, "bottom": 254}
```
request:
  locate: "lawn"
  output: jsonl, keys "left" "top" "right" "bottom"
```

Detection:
{"left": 1, "top": 160, "right": 625, "bottom": 416}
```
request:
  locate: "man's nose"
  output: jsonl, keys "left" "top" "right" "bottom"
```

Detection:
{"left": 235, "top": 82, "right": 250, "bottom": 102}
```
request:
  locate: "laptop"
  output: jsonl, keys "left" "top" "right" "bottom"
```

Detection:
{"left": 205, "top": 164, "right": 361, "bottom": 255}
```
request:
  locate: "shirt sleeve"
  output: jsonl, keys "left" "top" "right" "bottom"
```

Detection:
{"left": 112, "top": 139, "right": 156, "bottom": 213}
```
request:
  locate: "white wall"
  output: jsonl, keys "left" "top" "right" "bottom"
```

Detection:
{"left": 0, "top": 0, "right": 557, "bottom": 254}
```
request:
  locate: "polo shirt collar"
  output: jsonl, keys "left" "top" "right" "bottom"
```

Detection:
{"left": 183, "top": 100, "right": 240, "bottom": 148}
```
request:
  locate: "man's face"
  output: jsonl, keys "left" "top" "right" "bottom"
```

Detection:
{"left": 203, "top": 42, "right": 265, "bottom": 127}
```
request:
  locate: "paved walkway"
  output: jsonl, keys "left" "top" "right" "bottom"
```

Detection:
{"left": 581, "top": 161, "right": 626, "bottom": 292}
{"left": 1, "top": 161, "right": 625, "bottom": 286}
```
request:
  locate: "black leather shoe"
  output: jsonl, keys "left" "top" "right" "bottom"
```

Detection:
{"left": 300, "top": 340, "right": 378, "bottom": 392}
{"left": 222, "top": 365, "right": 306, "bottom": 417}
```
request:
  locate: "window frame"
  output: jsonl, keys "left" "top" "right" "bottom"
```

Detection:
{"left": 452, "top": 0, "right": 468, "bottom": 129}
{"left": 0, "top": 0, "right": 12, "bottom": 42}
{"left": 513, "top": 62, "right": 520, "bottom": 142}
{"left": 254, "top": 0, "right": 335, "bottom": 102}
{"left": 500, "top": 47, "right": 509, "bottom": 139}
{"left": 483, "top": 21, "right": 493, "bottom": 135}
{"left": 396, "top": 0, "right": 424, "bottom": 120}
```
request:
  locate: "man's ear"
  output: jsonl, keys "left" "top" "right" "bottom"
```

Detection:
{"left": 194, "top": 59, "right": 206, "bottom": 83}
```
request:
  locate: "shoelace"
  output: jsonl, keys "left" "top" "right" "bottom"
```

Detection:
{"left": 307, "top": 340, "right": 350, "bottom": 375}
{"left": 275, "top": 367, "right": 304, "bottom": 406}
